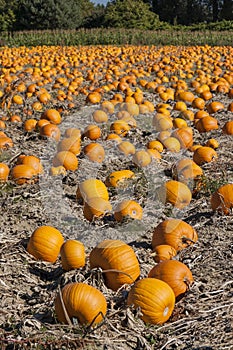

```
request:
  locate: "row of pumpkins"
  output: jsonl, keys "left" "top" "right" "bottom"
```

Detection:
{"left": 27, "top": 217, "right": 198, "bottom": 326}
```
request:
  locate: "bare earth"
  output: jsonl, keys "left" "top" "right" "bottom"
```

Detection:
{"left": 0, "top": 88, "right": 233, "bottom": 350}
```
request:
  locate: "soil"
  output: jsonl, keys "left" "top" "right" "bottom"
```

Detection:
{"left": 0, "top": 78, "right": 233, "bottom": 350}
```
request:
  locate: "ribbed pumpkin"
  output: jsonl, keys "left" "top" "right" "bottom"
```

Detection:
{"left": 40, "top": 123, "right": 61, "bottom": 142}
{"left": 152, "top": 245, "right": 177, "bottom": 263}
{"left": 193, "top": 146, "right": 217, "bottom": 165}
{"left": 89, "top": 239, "right": 140, "bottom": 291}
{"left": 76, "top": 178, "right": 109, "bottom": 202}
{"left": 114, "top": 200, "right": 143, "bottom": 222}
{"left": 148, "top": 260, "right": 194, "bottom": 298}
{"left": 0, "top": 136, "right": 14, "bottom": 149}
{"left": 105, "top": 170, "right": 134, "bottom": 188}
{"left": 42, "top": 109, "right": 61, "bottom": 125}
{"left": 83, "top": 197, "right": 112, "bottom": 221}
{"left": 211, "top": 183, "right": 233, "bottom": 214}
{"left": 60, "top": 240, "right": 86, "bottom": 271}
{"left": 147, "top": 140, "right": 164, "bottom": 153}
{"left": 152, "top": 218, "right": 198, "bottom": 251}
{"left": 55, "top": 282, "right": 107, "bottom": 325}
{"left": 162, "top": 137, "right": 181, "bottom": 152}
{"left": 83, "top": 142, "right": 105, "bottom": 163}
{"left": 158, "top": 180, "right": 192, "bottom": 209}
{"left": 127, "top": 278, "right": 175, "bottom": 324}
{"left": 0, "top": 163, "right": 10, "bottom": 182}
{"left": 27, "top": 225, "right": 64, "bottom": 263}
{"left": 92, "top": 110, "right": 108, "bottom": 123}
{"left": 53, "top": 151, "right": 78, "bottom": 171}
{"left": 11, "top": 164, "right": 37, "bottom": 185}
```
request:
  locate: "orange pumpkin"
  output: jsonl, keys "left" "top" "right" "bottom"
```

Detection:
{"left": 89, "top": 239, "right": 140, "bottom": 291}
{"left": 152, "top": 218, "right": 198, "bottom": 251}
{"left": 211, "top": 183, "right": 233, "bottom": 214}
{"left": 27, "top": 225, "right": 64, "bottom": 263}
{"left": 127, "top": 278, "right": 175, "bottom": 324}
{"left": 158, "top": 180, "right": 192, "bottom": 209}
{"left": 148, "top": 260, "right": 194, "bottom": 298}
{"left": 55, "top": 282, "right": 107, "bottom": 325}
{"left": 60, "top": 240, "right": 86, "bottom": 271}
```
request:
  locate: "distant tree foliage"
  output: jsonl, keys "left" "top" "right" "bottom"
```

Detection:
{"left": 103, "top": 0, "right": 160, "bottom": 29}
{"left": 0, "top": 0, "right": 232, "bottom": 32}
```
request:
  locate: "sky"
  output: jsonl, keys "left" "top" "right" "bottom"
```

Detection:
{"left": 92, "top": 0, "right": 109, "bottom": 5}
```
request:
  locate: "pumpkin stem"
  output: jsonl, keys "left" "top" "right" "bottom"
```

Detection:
{"left": 83, "top": 311, "right": 106, "bottom": 337}
{"left": 58, "top": 285, "right": 73, "bottom": 327}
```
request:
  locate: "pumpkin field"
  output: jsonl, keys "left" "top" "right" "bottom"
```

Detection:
{"left": 0, "top": 44, "right": 233, "bottom": 349}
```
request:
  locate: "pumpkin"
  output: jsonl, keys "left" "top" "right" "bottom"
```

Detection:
{"left": 24, "top": 119, "right": 37, "bottom": 132}
{"left": 0, "top": 136, "right": 14, "bottom": 150}
{"left": 76, "top": 178, "right": 109, "bottom": 202}
{"left": 110, "top": 120, "right": 130, "bottom": 136}
{"left": 40, "top": 123, "right": 61, "bottom": 142}
{"left": 86, "top": 92, "right": 102, "bottom": 104}
{"left": 49, "top": 166, "right": 67, "bottom": 176}
{"left": 193, "top": 146, "right": 217, "bottom": 165}
{"left": 117, "top": 141, "right": 136, "bottom": 156}
{"left": 127, "top": 278, "right": 175, "bottom": 325}
{"left": 195, "top": 116, "right": 218, "bottom": 133}
{"left": 0, "top": 163, "right": 10, "bottom": 182}
{"left": 105, "top": 170, "right": 134, "bottom": 188}
{"left": 106, "top": 133, "right": 122, "bottom": 144}
{"left": 82, "top": 124, "right": 101, "bottom": 140}
{"left": 162, "top": 137, "right": 181, "bottom": 152}
{"left": 146, "top": 148, "right": 162, "bottom": 161}
{"left": 92, "top": 110, "right": 108, "bottom": 123}
{"left": 207, "top": 101, "right": 224, "bottom": 114}
{"left": 101, "top": 100, "right": 115, "bottom": 114}
{"left": 27, "top": 225, "right": 64, "bottom": 263}
{"left": 152, "top": 245, "right": 177, "bottom": 263}
{"left": 17, "top": 155, "right": 43, "bottom": 175}
{"left": 147, "top": 140, "right": 164, "bottom": 153}
{"left": 42, "top": 109, "right": 61, "bottom": 124}
{"left": 60, "top": 240, "right": 86, "bottom": 271}
{"left": 210, "top": 183, "right": 233, "bottom": 214}
{"left": 152, "top": 114, "right": 173, "bottom": 132}
{"left": 114, "top": 200, "right": 143, "bottom": 222}
{"left": 222, "top": 120, "right": 233, "bottom": 135}
{"left": 152, "top": 218, "right": 198, "bottom": 251}
{"left": 57, "top": 137, "right": 81, "bottom": 155}
{"left": 65, "top": 128, "right": 81, "bottom": 139}
{"left": 55, "top": 282, "right": 107, "bottom": 325}
{"left": 53, "top": 151, "right": 78, "bottom": 171}
{"left": 171, "top": 127, "right": 193, "bottom": 149}
{"left": 175, "top": 158, "right": 203, "bottom": 182}
{"left": 83, "top": 142, "right": 105, "bottom": 163}
{"left": 148, "top": 260, "right": 194, "bottom": 298}
{"left": 11, "top": 164, "right": 37, "bottom": 185}
{"left": 89, "top": 239, "right": 140, "bottom": 291}
{"left": 158, "top": 180, "right": 192, "bottom": 209}
{"left": 83, "top": 197, "right": 112, "bottom": 221}
{"left": 132, "top": 150, "right": 151, "bottom": 167}
{"left": 205, "top": 138, "right": 219, "bottom": 149}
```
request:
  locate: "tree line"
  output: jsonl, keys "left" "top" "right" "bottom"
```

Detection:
{"left": 0, "top": 0, "right": 232, "bottom": 32}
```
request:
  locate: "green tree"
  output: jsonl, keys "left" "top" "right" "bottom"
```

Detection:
{"left": 14, "top": 0, "right": 94, "bottom": 30}
{"left": 104, "top": 0, "right": 160, "bottom": 29}
{"left": 0, "top": 0, "right": 18, "bottom": 31}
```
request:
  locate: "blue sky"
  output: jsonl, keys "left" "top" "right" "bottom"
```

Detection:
{"left": 92, "top": 0, "right": 109, "bottom": 5}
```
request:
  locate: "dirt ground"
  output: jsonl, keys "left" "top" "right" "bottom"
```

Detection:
{"left": 0, "top": 78, "right": 233, "bottom": 349}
